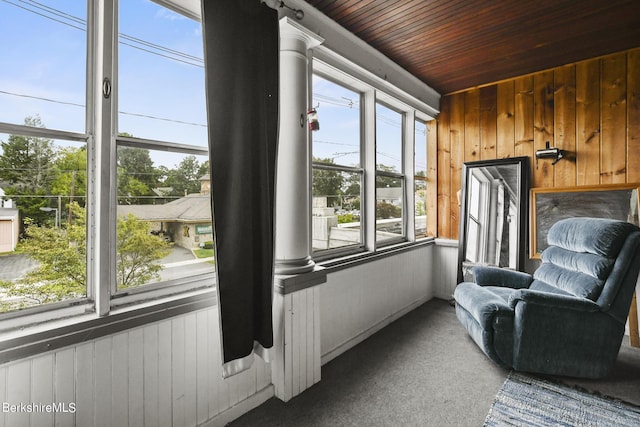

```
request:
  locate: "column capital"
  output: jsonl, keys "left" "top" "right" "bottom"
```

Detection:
{"left": 279, "top": 17, "right": 324, "bottom": 52}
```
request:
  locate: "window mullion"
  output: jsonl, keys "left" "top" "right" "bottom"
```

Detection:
{"left": 88, "top": 0, "right": 118, "bottom": 315}
{"left": 404, "top": 110, "right": 415, "bottom": 241}
{"left": 363, "top": 89, "right": 377, "bottom": 252}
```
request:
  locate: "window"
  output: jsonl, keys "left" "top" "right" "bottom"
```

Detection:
{"left": 0, "top": 133, "right": 87, "bottom": 312}
{"left": 118, "top": 0, "right": 207, "bottom": 147}
{"left": 116, "top": 1, "right": 211, "bottom": 293}
{"left": 466, "top": 173, "right": 483, "bottom": 263}
{"left": 375, "top": 102, "right": 405, "bottom": 244}
{"left": 0, "top": 0, "right": 87, "bottom": 133}
{"left": 0, "top": 0, "right": 212, "bottom": 317}
{"left": 0, "top": 0, "right": 89, "bottom": 313}
{"left": 311, "top": 75, "right": 363, "bottom": 254}
{"left": 414, "top": 119, "right": 427, "bottom": 237}
{"left": 311, "top": 58, "right": 434, "bottom": 260}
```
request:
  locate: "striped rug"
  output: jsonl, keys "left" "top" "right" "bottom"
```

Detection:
{"left": 485, "top": 371, "right": 640, "bottom": 426}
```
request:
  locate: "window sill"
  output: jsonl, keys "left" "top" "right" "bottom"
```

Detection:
{"left": 276, "top": 238, "right": 436, "bottom": 295}
{"left": 319, "top": 237, "right": 435, "bottom": 272}
{"left": 0, "top": 287, "right": 216, "bottom": 365}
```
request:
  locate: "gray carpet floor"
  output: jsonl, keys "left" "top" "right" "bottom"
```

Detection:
{"left": 230, "top": 298, "right": 640, "bottom": 426}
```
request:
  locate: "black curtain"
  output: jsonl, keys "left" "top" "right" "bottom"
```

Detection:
{"left": 201, "top": 0, "right": 279, "bottom": 376}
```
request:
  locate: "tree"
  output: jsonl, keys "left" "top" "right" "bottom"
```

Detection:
{"left": 117, "top": 213, "right": 172, "bottom": 288}
{"left": 312, "top": 157, "right": 344, "bottom": 202}
{"left": 3, "top": 203, "right": 87, "bottom": 306}
{"left": 164, "top": 155, "right": 205, "bottom": 196}
{"left": 1, "top": 204, "right": 172, "bottom": 309}
{"left": 51, "top": 146, "right": 88, "bottom": 224}
{"left": 117, "top": 146, "right": 159, "bottom": 204}
{"left": 0, "top": 115, "right": 55, "bottom": 224}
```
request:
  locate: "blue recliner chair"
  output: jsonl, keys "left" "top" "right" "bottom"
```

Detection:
{"left": 454, "top": 217, "right": 640, "bottom": 379}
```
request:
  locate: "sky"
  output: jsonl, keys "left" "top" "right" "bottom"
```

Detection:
{"left": 0, "top": 0, "right": 426, "bottom": 173}
{"left": 0, "top": 0, "right": 207, "bottom": 168}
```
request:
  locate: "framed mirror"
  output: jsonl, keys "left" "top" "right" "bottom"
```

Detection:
{"left": 457, "top": 157, "right": 530, "bottom": 283}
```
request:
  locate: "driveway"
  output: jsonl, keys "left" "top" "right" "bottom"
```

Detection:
{"left": 0, "top": 253, "right": 39, "bottom": 281}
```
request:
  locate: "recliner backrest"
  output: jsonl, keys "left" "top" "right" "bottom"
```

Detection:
{"left": 533, "top": 218, "right": 640, "bottom": 304}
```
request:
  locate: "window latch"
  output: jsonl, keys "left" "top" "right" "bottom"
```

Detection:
{"left": 102, "top": 78, "right": 111, "bottom": 99}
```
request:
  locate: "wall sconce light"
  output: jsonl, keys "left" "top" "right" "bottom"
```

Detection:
{"left": 307, "top": 107, "right": 319, "bottom": 131}
{"left": 535, "top": 141, "right": 564, "bottom": 169}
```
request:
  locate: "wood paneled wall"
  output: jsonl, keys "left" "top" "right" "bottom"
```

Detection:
{"left": 436, "top": 47, "right": 640, "bottom": 239}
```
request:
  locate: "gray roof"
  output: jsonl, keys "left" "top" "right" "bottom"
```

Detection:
{"left": 117, "top": 194, "right": 211, "bottom": 223}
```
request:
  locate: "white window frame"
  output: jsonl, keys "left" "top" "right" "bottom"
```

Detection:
{"left": 311, "top": 71, "right": 366, "bottom": 260}
{"left": 0, "top": 0, "right": 214, "bottom": 349}
{"left": 312, "top": 52, "right": 435, "bottom": 260}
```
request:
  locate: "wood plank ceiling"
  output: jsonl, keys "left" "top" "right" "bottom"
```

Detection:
{"left": 303, "top": 0, "right": 640, "bottom": 94}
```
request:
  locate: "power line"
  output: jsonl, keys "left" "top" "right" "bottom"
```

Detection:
{"left": 1, "top": 0, "right": 85, "bottom": 31}
{"left": 0, "top": 90, "right": 84, "bottom": 108}
{"left": 1, "top": 0, "right": 204, "bottom": 67}
{"left": 0, "top": 90, "right": 207, "bottom": 128}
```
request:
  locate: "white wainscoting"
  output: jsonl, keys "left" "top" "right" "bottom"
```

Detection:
{"left": 272, "top": 286, "right": 321, "bottom": 402}
{"left": 320, "top": 244, "right": 436, "bottom": 364}
{"left": 0, "top": 242, "right": 454, "bottom": 426}
{"left": 0, "top": 306, "right": 272, "bottom": 427}
{"left": 432, "top": 239, "right": 459, "bottom": 300}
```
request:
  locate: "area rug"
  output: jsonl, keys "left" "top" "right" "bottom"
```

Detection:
{"left": 484, "top": 371, "right": 640, "bottom": 426}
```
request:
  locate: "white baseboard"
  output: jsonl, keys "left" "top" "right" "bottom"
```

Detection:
{"left": 201, "top": 385, "right": 275, "bottom": 427}
{"left": 321, "top": 296, "right": 433, "bottom": 366}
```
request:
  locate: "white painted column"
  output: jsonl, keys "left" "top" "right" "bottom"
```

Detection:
{"left": 274, "top": 18, "right": 323, "bottom": 275}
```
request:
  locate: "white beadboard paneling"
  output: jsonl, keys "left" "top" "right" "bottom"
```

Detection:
{"left": 6, "top": 360, "right": 30, "bottom": 426}
{"left": 94, "top": 337, "right": 113, "bottom": 427}
{"left": 75, "top": 342, "right": 94, "bottom": 427}
{"left": 0, "top": 304, "right": 274, "bottom": 427}
{"left": 183, "top": 314, "right": 197, "bottom": 427}
{"left": 111, "top": 334, "right": 129, "bottom": 427}
{"left": 142, "top": 324, "right": 159, "bottom": 427}
{"left": 207, "top": 308, "right": 222, "bottom": 419}
{"left": 433, "top": 239, "right": 459, "bottom": 299}
{"left": 271, "top": 287, "right": 322, "bottom": 402}
{"left": 157, "top": 320, "right": 173, "bottom": 427}
{"left": 171, "top": 316, "right": 186, "bottom": 427}
{"left": 0, "top": 366, "right": 6, "bottom": 427}
{"left": 53, "top": 348, "right": 75, "bottom": 427}
{"left": 196, "top": 311, "right": 210, "bottom": 424}
{"left": 320, "top": 244, "right": 435, "bottom": 364}
{"left": 128, "top": 329, "right": 144, "bottom": 427}
{"left": 30, "top": 354, "right": 54, "bottom": 427}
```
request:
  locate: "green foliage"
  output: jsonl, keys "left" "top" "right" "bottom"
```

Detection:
{"left": 337, "top": 213, "right": 360, "bottom": 224}
{"left": 376, "top": 201, "right": 402, "bottom": 219}
{"left": 194, "top": 248, "right": 214, "bottom": 258}
{"left": 51, "top": 146, "right": 87, "bottom": 206}
{"left": 163, "top": 155, "right": 207, "bottom": 197}
{"left": 4, "top": 203, "right": 87, "bottom": 306}
{"left": 0, "top": 116, "right": 56, "bottom": 224}
{"left": 117, "top": 146, "right": 159, "bottom": 204}
{"left": 2, "top": 205, "right": 173, "bottom": 310}
{"left": 117, "top": 213, "right": 172, "bottom": 289}
{"left": 312, "top": 157, "right": 344, "bottom": 197}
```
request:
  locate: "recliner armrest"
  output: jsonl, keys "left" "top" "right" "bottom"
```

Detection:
{"left": 472, "top": 266, "right": 533, "bottom": 288}
{"left": 507, "top": 289, "right": 600, "bottom": 312}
